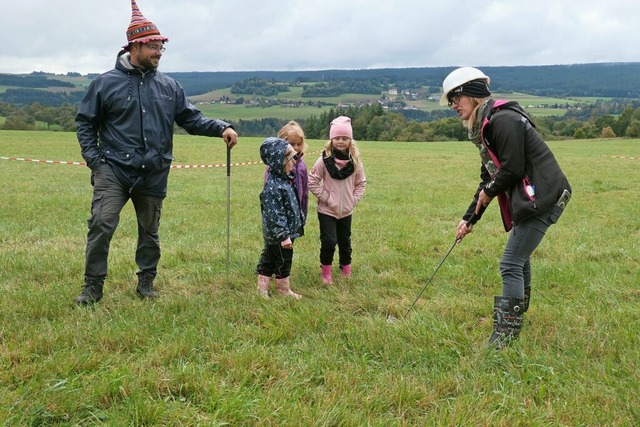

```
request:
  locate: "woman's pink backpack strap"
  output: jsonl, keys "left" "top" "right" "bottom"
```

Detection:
{"left": 480, "top": 99, "right": 514, "bottom": 231}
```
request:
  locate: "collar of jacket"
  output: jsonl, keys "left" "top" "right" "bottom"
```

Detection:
{"left": 116, "top": 51, "right": 156, "bottom": 76}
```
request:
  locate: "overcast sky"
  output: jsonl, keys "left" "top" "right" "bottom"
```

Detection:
{"left": 1, "top": 0, "right": 637, "bottom": 75}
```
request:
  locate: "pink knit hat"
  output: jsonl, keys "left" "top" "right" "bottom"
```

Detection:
{"left": 125, "top": 0, "right": 169, "bottom": 47}
{"left": 329, "top": 116, "right": 353, "bottom": 139}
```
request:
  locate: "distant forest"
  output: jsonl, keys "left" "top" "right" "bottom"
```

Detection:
{"left": 1, "top": 63, "right": 640, "bottom": 106}
{"left": 2, "top": 63, "right": 640, "bottom": 141}
{"left": 169, "top": 62, "right": 640, "bottom": 99}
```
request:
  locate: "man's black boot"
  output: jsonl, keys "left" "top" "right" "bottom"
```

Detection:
{"left": 75, "top": 278, "right": 104, "bottom": 305}
{"left": 136, "top": 273, "right": 158, "bottom": 300}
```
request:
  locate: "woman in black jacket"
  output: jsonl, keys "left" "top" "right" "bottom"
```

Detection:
{"left": 441, "top": 67, "right": 572, "bottom": 348}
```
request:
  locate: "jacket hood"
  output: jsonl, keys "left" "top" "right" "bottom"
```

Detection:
{"left": 260, "top": 137, "right": 289, "bottom": 173}
{"left": 116, "top": 50, "right": 136, "bottom": 71}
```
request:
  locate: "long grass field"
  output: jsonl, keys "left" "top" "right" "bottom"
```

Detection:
{"left": 0, "top": 130, "right": 638, "bottom": 425}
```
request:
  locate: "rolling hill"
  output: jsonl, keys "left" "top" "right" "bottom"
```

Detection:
{"left": 1, "top": 63, "right": 639, "bottom": 109}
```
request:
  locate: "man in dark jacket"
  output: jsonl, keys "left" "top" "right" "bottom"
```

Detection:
{"left": 74, "top": 0, "right": 238, "bottom": 305}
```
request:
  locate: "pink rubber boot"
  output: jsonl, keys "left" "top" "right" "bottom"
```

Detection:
{"left": 321, "top": 264, "right": 333, "bottom": 284}
{"left": 275, "top": 277, "right": 302, "bottom": 300}
{"left": 257, "top": 274, "right": 270, "bottom": 299}
{"left": 340, "top": 264, "right": 351, "bottom": 278}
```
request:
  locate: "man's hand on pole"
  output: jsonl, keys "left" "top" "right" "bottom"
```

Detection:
{"left": 222, "top": 127, "right": 238, "bottom": 148}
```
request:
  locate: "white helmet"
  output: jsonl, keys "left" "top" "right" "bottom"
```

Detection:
{"left": 439, "top": 67, "right": 490, "bottom": 106}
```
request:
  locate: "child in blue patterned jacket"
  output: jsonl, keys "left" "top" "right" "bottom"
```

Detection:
{"left": 255, "top": 137, "right": 305, "bottom": 299}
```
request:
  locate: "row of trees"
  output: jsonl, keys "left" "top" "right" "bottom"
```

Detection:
{"left": 230, "top": 77, "right": 286, "bottom": 97}
{"left": 2, "top": 100, "right": 640, "bottom": 141}
{"left": 230, "top": 77, "right": 388, "bottom": 98}
{"left": 298, "top": 103, "right": 640, "bottom": 142}
{"left": 302, "top": 80, "right": 383, "bottom": 97}
{"left": 0, "top": 101, "right": 77, "bottom": 131}
{"left": 0, "top": 73, "right": 75, "bottom": 89}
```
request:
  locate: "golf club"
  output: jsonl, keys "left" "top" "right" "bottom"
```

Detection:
{"left": 226, "top": 145, "right": 231, "bottom": 286}
{"left": 387, "top": 212, "right": 477, "bottom": 323}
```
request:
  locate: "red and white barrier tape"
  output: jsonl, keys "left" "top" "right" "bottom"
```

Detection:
{"left": 604, "top": 155, "right": 639, "bottom": 161}
{"left": 0, "top": 156, "right": 86, "bottom": 166}
{"left": 1, "top": 150, "right": 322, "bottom": 169}
{"left": 170, "top": 161, "right": 263, "bottom": 169}
{"left": 0, "top": 156, "right": 262, "bottom": 169}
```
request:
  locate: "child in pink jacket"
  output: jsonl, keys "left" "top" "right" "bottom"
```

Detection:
{"left": 308, "top": 116, "right": 367, "bottom": 284}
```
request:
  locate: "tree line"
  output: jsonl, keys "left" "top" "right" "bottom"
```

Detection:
{"left": 0, "top": 73, "right": 75, "bottom": 89}
{"left": 174, "top": 63, "right": 640, "bottom": 99}
{"left": 0, "top": 101, "right": 77, "bottom": 131}
{"left": 295, "top": 103, "right": 640, "bottom": 141}
{"left": 5, "top": 62, "right": 640, "bottom": 107}
{"left": 5, "top": 99, "right": 640, "bottom": 141}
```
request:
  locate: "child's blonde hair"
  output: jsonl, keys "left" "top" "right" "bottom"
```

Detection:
{"left": 277, "top": 121, "right": 308, "bottom": 155}
{"left": 323, "top": 138, "right": 362, "bottom": 171}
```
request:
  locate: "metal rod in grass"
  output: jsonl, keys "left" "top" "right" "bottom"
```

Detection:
{"left": 387, "top": 212, "right": 477, "bottom": 323}
{"left": 226, "top": 145, "right": 231, "bottom": 286}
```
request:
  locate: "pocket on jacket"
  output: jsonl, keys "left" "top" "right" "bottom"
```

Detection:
{"left": 142, "top": 150, "right": 174, "bottom": 173}
{"left": 104, "top": 148, "right": 138, "bottom": 169}
{"left": 325, "top": 190, "right": 339, "bottom": 211}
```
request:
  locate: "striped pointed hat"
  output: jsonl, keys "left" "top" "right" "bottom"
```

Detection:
{"left": 125, "top": 0, "right": 168, "bottom": 46}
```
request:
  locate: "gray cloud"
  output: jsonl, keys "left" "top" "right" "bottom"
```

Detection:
{"left": 1, "top": 0, "right": 637, "bottom": 74}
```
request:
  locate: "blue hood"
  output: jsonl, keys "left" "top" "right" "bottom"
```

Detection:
{"left": 260, "top": 137, "right": 289, "bottom": 175}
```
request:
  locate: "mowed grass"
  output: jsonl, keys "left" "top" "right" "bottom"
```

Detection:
{"left": 0, "top": 130, "right": 638, "bottom": 425}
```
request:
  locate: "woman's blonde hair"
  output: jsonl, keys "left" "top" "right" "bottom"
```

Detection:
{"left": 465, "top": 96, "right": 491, "bottom": 130}
{"left": 277, "top": 121, "right": 308, "bottom": 155}
{"left": 323, "top": 138, "right": 362, "bottom": 171}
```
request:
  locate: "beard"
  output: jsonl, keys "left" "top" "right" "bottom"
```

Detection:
{"left": 132, "top": 51, "right": 160, "bottom": 70}
{"left": 140, "top": 57, "right": 160, "bottom": 70}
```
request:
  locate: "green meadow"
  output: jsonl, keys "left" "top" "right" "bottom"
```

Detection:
{"left": 0, "top": 130, "right": 638, "bottom": 425}
{"left": 196, "top": 103, "right": 336, "bottom": 123}
{"left": 190, "top": 87, "right": 586, "bottom": 122}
